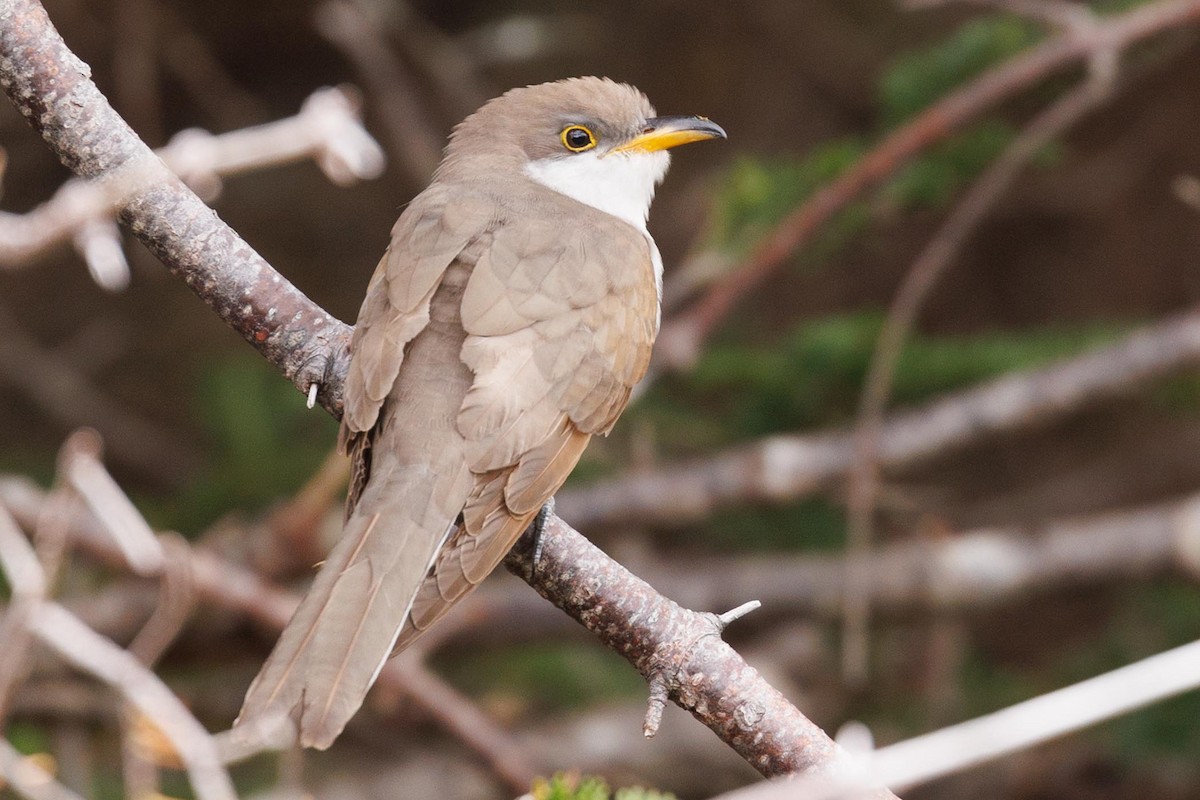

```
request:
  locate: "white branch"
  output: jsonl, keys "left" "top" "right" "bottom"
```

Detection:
{"left": 0, "top": 85, "right": 384, "bottom": 285}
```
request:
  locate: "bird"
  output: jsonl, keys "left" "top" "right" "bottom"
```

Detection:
{"left": 235, "top": 76, "right": 725, "bottom": 749}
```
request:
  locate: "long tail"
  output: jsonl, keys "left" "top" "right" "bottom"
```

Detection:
{"left": 235, "top": 461, "right": 469, "bottom": 749}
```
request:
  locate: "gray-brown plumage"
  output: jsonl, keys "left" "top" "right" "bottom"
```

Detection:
{"left": 236, "top": 77, "right": 724, "bottom": 749}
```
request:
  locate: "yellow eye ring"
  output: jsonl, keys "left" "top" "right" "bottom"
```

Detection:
{"left": 561, "top": 125, "right": 597, "bottom": 152}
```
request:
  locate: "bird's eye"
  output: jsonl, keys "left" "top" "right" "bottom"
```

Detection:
{"left": 561, "top": 125, "right": 597, "bottom": 152}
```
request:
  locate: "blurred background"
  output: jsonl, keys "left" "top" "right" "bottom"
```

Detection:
{"left": 2, "top": 0, "right": 1200, "bottom": 798}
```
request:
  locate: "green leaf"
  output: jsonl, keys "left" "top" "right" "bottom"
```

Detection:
{"left": 880, "top": 16, "right": 1042, "bottom": 127}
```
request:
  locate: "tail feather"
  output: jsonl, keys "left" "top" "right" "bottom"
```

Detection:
{"left": 235, "top": 464, "right": 468, "bottom": 749}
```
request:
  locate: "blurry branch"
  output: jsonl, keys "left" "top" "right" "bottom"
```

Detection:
{"left": 387, "top": 1, "right": 488, "bottom": 113}
{"left": 31, "top": 606, "right": 236, "bottom": 800}
{"left": 437, "top": 487, "right": 1200, "bottom": 649}
{"left": 0, "top": 0, "right": 872, "bottom": 784}
{"left": 1174, "top": 174, "right": 1200, "bottom": 212}
{"left": 841, "top": 1, "right": 1122, "bottom": 686}
{"left": 652, "top": 0, "right": 1200, "bottom": 375}
{"left": 0, "top": 85, "right": 383, "bottom": 291}
{"left": 457, "top": 13, "right": 603, "bottom": 68}
{"left": 905, "top": 0, "right": 1098, "bottom": 30}
{"left": 315, "top": 0, "right": 444, "bottom": 184}
{"left": 0, "top": 450, "right": 236, "bottom": 800}
{"left": 0, "top": 739, "right": 85, "bottom": 800}
{"left": 0, "top": 460, "right": 874, "bottom": 791}
{"left": 641, "top": 491, "right": 1200, "bottom": 618}
{"left": 712, "top": 638, "right": 1200, "bottom": 799}
{"left": 60, "top": 429, "right": 165, "bottom": 576}
{"left": 112, "top": 0, "right": 162, "bottom": 145}
{"left": 0, "top": 469, "right": 537, "bottom": 794}
{"left": 557, "top": 307, "right": 1200, "bottom": 529}
{"left": 0, "top": 0, "right": 354, "bottom": 415}
{"left": 388, "top": 656, "right": 537, "bottom": 792}
{"left": 45, "top": 478, "right": 1200, "bottom": 669}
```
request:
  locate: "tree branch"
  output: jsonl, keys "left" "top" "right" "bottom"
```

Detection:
{"left": 652, "top": 0, "right": 1200, "bottom": 374}
{"left": 558, "top": 307, "right": 1200, "bottom": 529}
{"left": 0, "top": 0, "right": 352, "bottom": 416}
{"left": 842, "top": 10, "right": 1121, "bottom": 685}
{"left": 502, "top": 516, "right": 891, "bottom": 791}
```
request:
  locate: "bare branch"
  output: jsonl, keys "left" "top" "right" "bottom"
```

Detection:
{"left": 640, "top": 492, "right": 1200, "bottom": 619}
{"left": 842, "top": 18, "right": 1121, "bottom": 686}
{"left": 0, "top": 84, "right": 381, "bottom": 292}
{"left": 652, "top": 0, "right": 1200, "bottom": 374}
{"left": 385, "top": 657, "right": 538, "bottom": 792}
{"left": 30, "top": 603, "right": 237, "bottom": 800}
{"left": 58, "top": 429, "right": 164, "bottom": 576}
{"left": 711, "top": 638, "right": 1200, "bottom": 799}
{"left": 0, "top": 0, "right": 354, "bottom": 413}
{"left": 905, "top": 0, "right": 1098, "bottom": 32}
{"left": 502, "top": 516, "right": 896, "bottom": 794}
{"left": 0, "top": 473, "right": 539, "bottom": 786}
{"left": 0, "top": 481, "right": 235, "bottom": 800}
{"left": 558, "top": 307, "right": 1200, "bottom": 529}
{"left": 0, "top": 739, "right": 86, "bottom": 800}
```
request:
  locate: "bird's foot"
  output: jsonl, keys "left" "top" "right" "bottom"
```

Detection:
{"left": 530, "top": 497, "right": 555, "bottom": 573}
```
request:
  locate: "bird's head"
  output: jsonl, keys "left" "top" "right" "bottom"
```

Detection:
{"left": 441, "top": 77, "right": 725, "bottom": 230}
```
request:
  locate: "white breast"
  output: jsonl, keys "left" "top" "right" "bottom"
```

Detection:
{"left": 523, "top": 148, "right": 670, "bottom": 298}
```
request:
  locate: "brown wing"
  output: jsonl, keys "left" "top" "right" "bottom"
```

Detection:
{"left": 339, "top": 187, "right": 494, "bottom": 511}
{"left": 392, "top": 212, "right": 659, "bottom": 648}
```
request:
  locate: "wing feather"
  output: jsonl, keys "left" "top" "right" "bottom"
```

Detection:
{"left": 341, "top": 188, "right": 494, "bottom": 439}
{"left": 390, "top": 205, "right": 659, "bottom": 654}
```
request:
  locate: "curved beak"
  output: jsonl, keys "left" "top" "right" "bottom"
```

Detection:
{"left": 608, "top": 115, "right": 727, "bottom": 155}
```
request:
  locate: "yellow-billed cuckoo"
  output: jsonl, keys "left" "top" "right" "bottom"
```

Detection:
{"left": 236, "top": 77, "right": 724, "bottom": 749}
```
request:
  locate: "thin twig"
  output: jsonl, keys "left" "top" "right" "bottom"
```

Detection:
{"left": 30, "top": 603, "right": 238, "bottom": 800}
{"left": 0, "top": 504, "right": 46, "bottom": 724}
{"left": 0, "top": 0, "right": 355, "bottom": 413}
{"left": 557, "top": 306, "right": 1200, "bottom": 530}
{"left": 0, "top": 85, "right": 383, "bottom": 278}
{"left": 315, "top": 0, "right": 443, "bottom": 185}
{"left": 386, "top": 657, "right": 538, "bottom": 793}
{"left": 652, "top": 0, "right": 1200, "bottom": 375}
{"left": 0, "top": 738, "right": 86, "bottom": 800}
{"left": 59, "top": 429, "right": 165, "bottom": 576}
{"left": 127, "top": 533, "right": 196, "bottom": 667}
{"left": 905, "top": 0, "right": 1097, "bottom": 32}
{"left": 0, "top": 486, "right": 235, "bottom": 800}
{"left": 841, "top": 24, "right": 1121, "bottom": 686}
{"left": 711, "top": 638, "right": 1200, "bottom": 799}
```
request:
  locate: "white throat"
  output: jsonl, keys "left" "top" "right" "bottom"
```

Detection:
{"left": 523, "top": 150, "right": 670, "bottom": 234}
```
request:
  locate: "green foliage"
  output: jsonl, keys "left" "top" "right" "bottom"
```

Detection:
{"left": 1104, "top": 582, "right": 1200, "bottom": 758}
{"left": 879, "top": 16, "right": 1042, "bottom": 126}
{"left": 704, "top": 10, "right": 1068, "bottom": 267}
{"left": 706, "top": 121, "right": 1030, "bottom": 259}
{"left": 436, "top": 643, "right": 645, "bottom": 713}
{"left": 141, "top": 355, "right": 338, "bottom": 533}
{"left": 884, "top": 121, "right": 1016, "bottom": 209}
{"left": 531, "top": 773, "right": 676, "bottom": 800}
{"left": 708, "top": 141, "right": 866, "bottom": 254}
{"left": 698, "top": 498, "right": 847, "bottom": 553}
{"left": 642, "top": 314, "right": 1122, "bottom": 449}
{"left": 5, "top": 722, "right": 49, "bottom": 756}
